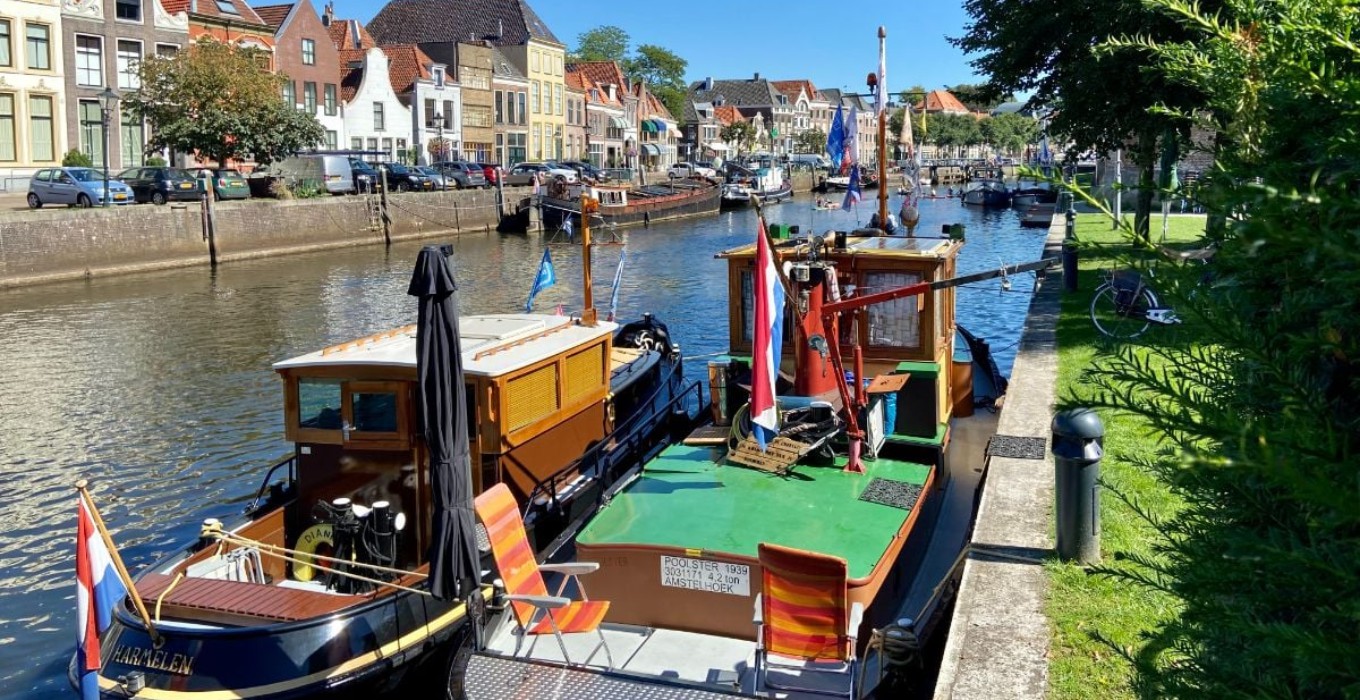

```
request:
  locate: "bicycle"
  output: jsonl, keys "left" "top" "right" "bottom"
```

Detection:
{"left": 1089, "top": 245, "right": 1215, "bottom": 340}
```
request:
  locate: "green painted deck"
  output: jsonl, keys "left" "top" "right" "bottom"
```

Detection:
{"left": 577, "top": 444, "right": 932, "bottom": 579}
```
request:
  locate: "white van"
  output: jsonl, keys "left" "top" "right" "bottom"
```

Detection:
{"left": 262, "top": 154, "right": 356, "bottom": 195}
{"left": 788, "top": 153, "right": 831, "bottom": 170}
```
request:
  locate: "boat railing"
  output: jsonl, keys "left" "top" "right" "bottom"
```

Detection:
{"left": 522, "top": 360, "right": 703, "bottom": 519}
{"left": 244, "top": 454, "right": 298, "bottom": 514}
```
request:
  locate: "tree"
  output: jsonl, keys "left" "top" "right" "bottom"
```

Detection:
{"left": 948, "top": 82, "right": 1011, "bottom": 112}
{"left": 793, "top": 128, "right": 827, "bottom": 155}
{"left": 572, "top": 26, "right": 629, "bottom": 62}
{"left": 951, "top": 0, "right": 1203, "bottom": 239}
{"left": 127, "top": 38, "right": 324, "bottom": 167}
{"left": 898, "top": 85, "right": 926, "bottom": 107}
{"left": 625, "top": 44, "right": 688, "bottom": 118}
{"left": 921, "top": 113, "right": 982, "bottom": 157}
{"left": 980, "top": 113, "right": 1038, "bottom": 155}
{"left": 719, "top": 122, "right": 756, "bottom": 156}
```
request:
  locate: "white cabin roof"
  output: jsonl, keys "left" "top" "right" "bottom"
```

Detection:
{"left": 272, "top": 314, "right": 618, "bottom": 378}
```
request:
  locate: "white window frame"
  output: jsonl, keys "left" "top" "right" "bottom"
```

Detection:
{"left": 117, "top": 38, "right": 142, "bottom": 90}
{"left": 75, "top": 34, "right": 103, "bottom": 87}
{"left": 114, "top": 0, "right": 144, "bottom": 23}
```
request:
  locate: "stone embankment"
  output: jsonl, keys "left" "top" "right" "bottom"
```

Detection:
{"left": 0, "top": 187, "right": 525, "bottom": 289}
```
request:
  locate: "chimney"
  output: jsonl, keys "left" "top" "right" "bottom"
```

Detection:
{"left": 704, "top": 77, "right": 713, "bottom": 91}
{"left": 350, "top": 20, "right": 361, "bottom": 49}
{"left": 753, "top": 72, "right": 760, "bottom": 81}
{"left": 322, "top": 1, "right": 333, "bottom": 26}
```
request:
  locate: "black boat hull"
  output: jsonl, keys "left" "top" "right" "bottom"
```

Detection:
{"left": 539, "top": 183, "right": 720, "bottom": 230}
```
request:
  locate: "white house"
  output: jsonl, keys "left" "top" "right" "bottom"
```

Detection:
{"left": 328, "top": 19, "right": 410, "bottom": 161}
{"left": 0, "top": 0, "right": 68, "bottom": 181}
{"left": 381, "top": 44, "right": 461, "bottom": 165}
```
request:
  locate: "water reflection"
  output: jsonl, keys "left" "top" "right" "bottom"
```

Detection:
{"left": 0, "top": 192, "right": 1047, "bottom": 697}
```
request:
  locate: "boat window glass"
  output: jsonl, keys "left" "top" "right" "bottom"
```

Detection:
{"left": 298, "top": 378, "right": 343, "bottom": 429}
{"left": 864, "top": 271, "right": 922, "bottom": 348}
{"left": 352, "top": 390, "right": 398, "bottom": 432}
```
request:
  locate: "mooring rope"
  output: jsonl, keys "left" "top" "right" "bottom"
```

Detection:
{"left": 201, "top": 524, "right": 432, "bottom": 597}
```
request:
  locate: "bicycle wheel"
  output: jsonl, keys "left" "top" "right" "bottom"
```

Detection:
{"left": 1090, "top": 282, "right": 1158, "bottom": 340}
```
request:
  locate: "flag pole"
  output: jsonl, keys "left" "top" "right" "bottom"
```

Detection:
{"left": 579, "top": 192, "right": 596, "bottom": 326}
{"left": 75, "top": 479, "right": 160, "bottom": 643}
{"left": 877, "top": 26, "right": 889, "bottom": 230}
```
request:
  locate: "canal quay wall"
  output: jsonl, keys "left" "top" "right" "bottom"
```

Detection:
{"left": 0, "top": 187, "right": 527, "bottom": 289}
{"left": 933, "top": 215, "right": 1064, "bottom": 700}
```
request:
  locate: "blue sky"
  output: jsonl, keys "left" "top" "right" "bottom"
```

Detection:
{"left": 325, "top": 0, "right": 986, "bottom": 93}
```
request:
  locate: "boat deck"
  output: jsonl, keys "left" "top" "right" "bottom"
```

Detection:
{"left": 576, "top": 444, "right": 931, "bottom": 580}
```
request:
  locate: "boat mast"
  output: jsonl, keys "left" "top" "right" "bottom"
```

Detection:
{"left": 877, "top": 26, "right": 889, "bottom": 229}
{"left": 580, "top": 192, "right": 597, "bottom": 325}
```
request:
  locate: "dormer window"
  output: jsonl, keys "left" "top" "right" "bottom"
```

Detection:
{"left": 215, "top": 0, "right": 239, "bottom": 15}
{"left": 433, "top": 67, "right": 444, "bottom": 86}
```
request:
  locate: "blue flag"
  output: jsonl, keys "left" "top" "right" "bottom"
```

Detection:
{"left": 525, "top": 247, "right": 556, "bottom": 312}
{"left": 826, "top": 105, "right": 845, "bottom": 170}
{"left": 842, "top": 165, "right": 862, "bottom": 211}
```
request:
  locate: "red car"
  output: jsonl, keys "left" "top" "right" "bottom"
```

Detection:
{"left": 476, "top": 162, "right": 502, "bottom": 186}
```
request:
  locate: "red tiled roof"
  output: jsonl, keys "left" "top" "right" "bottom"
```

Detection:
{"left": 923, "top": 89, "right": 969, "bottom": 114}
{"left": 253, "top": 3, "right": 293, "bottom": 29}
{"left": 567, "top": 60, "right": 628, "bottom": 91}
{"left": 161, "top": 0, "right": 190, "bottom": 13}
{"left": 190, "top": 0, "right": 269, "bottom": 27}
{"left": 566, "top": 65, "right": 620, "bottom": 107}
{"left": 633, "top": 83, "right": 674, "bottom": 122}
{"left": 713, "top": 105, "right": 745, "bottom": 126}
{"left": 771, "top": 80, "right": 809, "bottom": 103}
{"left": 382, "top": 44, "right": 435, "bottom": 95}
{"left": 327, "top": 18, "right": 375, "bottom": 52}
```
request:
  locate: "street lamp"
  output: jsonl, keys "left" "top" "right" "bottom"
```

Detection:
{"left": 98, "top": 87, "right": 119, "bottom": 208}
{"left": 431, "top": 111, "right": 447, "bottom": 191}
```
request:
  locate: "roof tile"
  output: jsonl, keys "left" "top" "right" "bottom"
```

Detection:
{"left": 367, "top": 0, "right": 559, "bottom": 48}
{"left": 252, "top": 3, "right": 293, "bottom": 29}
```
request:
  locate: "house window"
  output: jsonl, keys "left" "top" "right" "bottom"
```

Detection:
{"left": 432, "top": 67, "right": 443, "bottom": 87}
{"left": 424, "top": 98, "right": 436, "bottom": 126}
{"left": 117, "top": 40, "right": 141, "bottom": 90}
{"left": 325, "top": 130, "right": 337, "bottom": 149}
{"left": 0, "top": 94, "right": 14, "bottom": 161}
{"left": 381, "top": 137, "right": 392, "bottom": 158}
{"left": 324, "top": 84, "right": 337, "bottom": 115}
{"left": 532, "top": 125, "right": 540, "bottom": 159}
{"left": 0, "top": 20, "right": 11, "bottom": 67}
{"left": 215, "top": 0, "right": 240, "bottom": 15}
{"left": 29, "top": 96, "right": 53, "bottom": 161}
{"left": 442, "top": 100, "right": 453, "bottom": 127}
{"left": 350, "top": 137, "right": 362, "bottom": 150}
{"left": 156, "top": 43, "right": 178, "bottom": 57}
{"left": 115, "top": 0, "right": 142, "bottom": 21}
{"left": 26, "top": 24, "right": 50, "bottom": 70}
{"left": 79, "top": 101, "right": 104, "bottom": 165}
{"left": 76, "top": 36, "right": 103, "bottom": 86}
{"left": 494, "top": 90, "right": 503, "bottom": 124}
{"left": 373, "top": 102, "right": 384, "bottom": 130}
{"left": 303, "top": 82, "right": 317, "bottom": 113}
{"left": 507, "top": 132, "right": 525, "bottom": 165}
{"left": 531, "top": 81, "right": 539, "bottom": 114}
{"left": 121, "top": 110, "right": 144, "bottom": 168}
{"left": 518, "top": 92, "right": 526, "bottom": 124}
{"left": 301, "top": 38, "right": 315, "bottom": 65}
{"left": 555, "top": 84, "right": 562, "bottom": 116}
{"left": 366, "top": 137, "right": 377, "bottom": 152}
{"left": 395, "top": 137, "right": 406, "bottom": 161}
{"left": 465, "top": 105, "right": 491, "bottom": 128}
{"left": 530, "top": 51, "right": 538, "bottom": 72}
{"left": 281, "top": 80, "right": 295, "bottom": 106}
{"left": 495, "top": 133, "right": 503, "bottom": 164}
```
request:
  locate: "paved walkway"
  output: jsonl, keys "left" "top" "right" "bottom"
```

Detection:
{"left": 933, "top": 216, "right": 1064, "bottom": 699}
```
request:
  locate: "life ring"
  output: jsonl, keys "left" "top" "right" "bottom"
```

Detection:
{"left": 292, "top": 523, "right": 334, "bottom": 582}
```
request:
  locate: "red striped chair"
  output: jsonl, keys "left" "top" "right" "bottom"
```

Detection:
{"left": 754, "top": 542, "right": 865, "bottom": 698}
{"left": 473, "top": 483, "right": 614, "bottom": 668}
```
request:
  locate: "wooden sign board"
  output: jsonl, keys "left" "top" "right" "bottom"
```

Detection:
{"left": 727, "top": 436, "right": 809, "bottom": 474}
{"left": 867, "top": 373, "right": 910, "bottom": 395}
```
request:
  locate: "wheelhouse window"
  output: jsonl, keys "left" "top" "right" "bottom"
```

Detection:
{"left": 298, "top": 378, "right": 343, "bottom": 429}
{"left": 739, "top": 268, "right": 794, "bottom": 345}
{"left": 290, "top": 377, "right": 412, "bottom": 450}
{"left": 351, "top": 389, "right": 397, "bottom": 432}
{"left": 864, "top": 271, "right": 922, "bottom": 348}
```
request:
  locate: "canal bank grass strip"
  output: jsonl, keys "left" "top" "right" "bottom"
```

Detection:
{"left": 1047, "top": 214, "right": 1206, "bottom": 700}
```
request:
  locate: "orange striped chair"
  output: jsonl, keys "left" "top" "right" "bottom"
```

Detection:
{"left": 754, "top": 542, "right": 865, "bottom": 698}
{"left": 473, "top": 483, "right": 614, "bottom": 669}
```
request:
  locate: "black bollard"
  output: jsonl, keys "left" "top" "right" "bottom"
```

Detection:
{"left": 1052, "top": 408, "right": 1104, "bottom": 564}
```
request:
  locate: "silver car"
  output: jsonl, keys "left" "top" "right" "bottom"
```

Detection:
{"left": 28, "top": 167, "right": 135, "bottom": 208}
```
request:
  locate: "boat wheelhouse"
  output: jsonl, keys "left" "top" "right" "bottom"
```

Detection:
{"left": 76, "top": 309, "right": 691, "bottom": 700}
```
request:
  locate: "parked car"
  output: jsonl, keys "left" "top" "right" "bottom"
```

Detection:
{"left": 198, "top": 167, "right": 251, "bottom": 200}
{"left": 27, "top": 167, "right": 134, "bottom": 208}
{"left": 347, "top": 158, "right": 383, "bottom": 192}
{"left": 557, "top": 160, "right": 606, "bottom": 182}
{"left": 503, "top": 162, "right": 579, "bottom": 186}
{"left": 263, "top": 154, "right": 356, "bottom": 195}
{"left": 475, "top": 162, "right": 502, "bottom": 186}
{"left": 379, "top": 162, "right": 433, "bottom": 192}
{"left": 414, "top": 166, "right": 452, "bottom": 190}
{"left": 431, "top": 161, "right": 488, "bottom": 189}
{"left": 116, "top": 166, "right": 202, "bottom": 204}
{"left": 668, "top": 162, "right": 717, "bottom": 179}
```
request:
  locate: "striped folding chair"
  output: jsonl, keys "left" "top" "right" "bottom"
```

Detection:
{"left": 754, "top": 542, "right": 865, "bottom": 698}
{"left": 473, "top": 483, "right": 614, "bottom": 669}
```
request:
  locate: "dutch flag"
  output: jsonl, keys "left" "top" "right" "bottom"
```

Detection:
{"left": 751, "top": 220, "right": 785, "bottom": 450}
{"left": 76, "top": 492, "right": 127, "bottom": 700}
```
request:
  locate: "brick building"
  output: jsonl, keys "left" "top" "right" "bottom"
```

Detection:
{"left": 256, "top": 0, "right": 342, "bottom": 150}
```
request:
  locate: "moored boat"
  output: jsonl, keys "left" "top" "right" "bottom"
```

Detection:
{"left": 721, "top": 166, "right": 793, "bottom": 209}
{"left": 71, "top": 245, "right": 696, "bottom": 699}
{"left": 960, "top": 178, "right": 1012, "bottom": 208}
{"left": 540, "top": 178, "right": 720, "bottom": 231}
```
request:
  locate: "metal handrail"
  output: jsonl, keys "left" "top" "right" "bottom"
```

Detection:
{"left": 244, "top": 454, "right": 297, "bottom": 513}
{"left": 522, "top": 360, "right": 702, "bottom": 516}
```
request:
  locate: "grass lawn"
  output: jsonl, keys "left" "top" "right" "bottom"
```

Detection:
{"left": 1046, "top": 213, "right": 1208, "bottom": 699}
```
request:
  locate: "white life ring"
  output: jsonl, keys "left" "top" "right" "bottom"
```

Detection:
{"left": 292, "top": 523, "right": 334, "bottom": 582}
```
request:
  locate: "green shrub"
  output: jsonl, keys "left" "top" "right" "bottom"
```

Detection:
{"left": 62, "top": 149, "right": 93, "bottom": 167}
{"left": 145, "top": 156, "right": 167, "bottom": 166}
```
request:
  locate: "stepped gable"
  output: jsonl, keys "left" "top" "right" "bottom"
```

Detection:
{"left": 366, "top": 0, "right": 559, "bottom": 47}
{"left": 329, "top": 19, "right": 378, "bottom": 102}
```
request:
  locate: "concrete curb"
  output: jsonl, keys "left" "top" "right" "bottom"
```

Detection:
{"left": 933, "top": 215, "right": 1065, "bottom": 699}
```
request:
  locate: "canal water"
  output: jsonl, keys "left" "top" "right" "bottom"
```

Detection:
{"left": 0, "top": 192, "right": 1048, "bottom": 698}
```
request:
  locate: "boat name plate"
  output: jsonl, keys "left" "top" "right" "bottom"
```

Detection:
{"left": 111, "top": 644, "right": 197, "bottom": 676}
{"left": 659, "top": 556, "right": 750, "bottom": 596}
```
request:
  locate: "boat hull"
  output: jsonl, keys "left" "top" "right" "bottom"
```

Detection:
{"left": 540, "top": 182, "right": 719, "bottom": 230}
{"left": 76, "top": 587, "right": 469, "bottom": 699}
{"left": 961, "top": 189, "right": 1012, "bottom": 208}
{"left": 720, "top": 184, "right": 792, "bottom": 209}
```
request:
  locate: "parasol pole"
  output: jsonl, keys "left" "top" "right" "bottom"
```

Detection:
{"left": 877, "top": 26, "right": 889, "bottom": 230}
{"left": 75, "top": 480, "right": 160, "bottom": 644}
